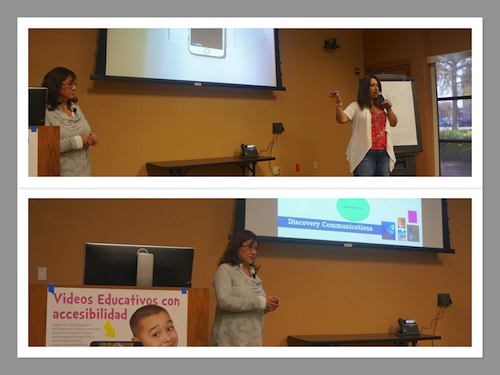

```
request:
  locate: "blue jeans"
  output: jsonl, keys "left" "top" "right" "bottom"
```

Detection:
{"left": 353, "top": 150, "right": 390, "bottom": 176}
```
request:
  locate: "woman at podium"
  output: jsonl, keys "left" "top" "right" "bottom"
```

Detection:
{"left": 211, "top": 230, "right": 281, "bottom": 346}
{"left": 42, "top": 67, "right": 98, "bottom": 176}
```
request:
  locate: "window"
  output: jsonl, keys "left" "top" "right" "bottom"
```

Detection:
{"left": 429, "top": 51, "right": 472, "bottom": 176}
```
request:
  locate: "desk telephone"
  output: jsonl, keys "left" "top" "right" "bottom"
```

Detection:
{"left": 240, "top": 144, "right": 259, "bottom": 158}
{"left": 397, "top": 318, "right": 420, "bottom": 336}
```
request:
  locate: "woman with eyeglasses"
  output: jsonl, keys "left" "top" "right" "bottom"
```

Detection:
{"left": 211, "top": 230, "right": 281, "bottom": 346}
{"left": 42, "top": 67, "right": 98, "bottom": 176}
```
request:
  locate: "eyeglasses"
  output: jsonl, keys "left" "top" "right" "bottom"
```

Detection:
{"left": 241, "top": 245, "right": 259, "bottom": 252}
{"left": 62, "top": 83, "right": 77, "bottom": 87}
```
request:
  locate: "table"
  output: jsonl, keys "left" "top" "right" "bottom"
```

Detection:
{"left": 287, "top": 333, "right": 441, "bottom": 347}
{"left": 146, "top": 156, "right": 276, "bottom": 176}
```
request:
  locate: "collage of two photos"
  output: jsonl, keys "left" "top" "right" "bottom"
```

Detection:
{"left": 21, "top": 18, "right": 481, "bottom": 357}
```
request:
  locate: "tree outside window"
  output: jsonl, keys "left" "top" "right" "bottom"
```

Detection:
{"left": 434, "top": 54, "right": 472, "bottom": 176}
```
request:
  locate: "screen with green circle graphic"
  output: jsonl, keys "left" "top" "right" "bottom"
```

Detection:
{"left": 241, "top": 198, "right": 451, "bottom": 252}
{"left": 276, "top": 198, "right": 423, "bottom": 247}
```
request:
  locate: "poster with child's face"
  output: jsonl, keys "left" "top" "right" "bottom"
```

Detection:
{"left": 45, "top": 286, "right": 188, "bottom": 347}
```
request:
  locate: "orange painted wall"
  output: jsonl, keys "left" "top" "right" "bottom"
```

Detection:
{"left": 29, "top": 199, "right": 472, "bottom": 346}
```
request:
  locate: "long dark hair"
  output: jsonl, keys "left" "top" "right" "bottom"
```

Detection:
{"left": 41, "top": 67, "right": 78, "bottom": 111}
{"left": 217, "top": 230, "right": 260, "bottom": 271}
{"left": 357, "top": 75, "right": 384, "bottom": 110}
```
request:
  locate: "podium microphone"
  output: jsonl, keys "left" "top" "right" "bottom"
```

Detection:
{"left": 377, "top": 92, "right": 390, "bottom": 109}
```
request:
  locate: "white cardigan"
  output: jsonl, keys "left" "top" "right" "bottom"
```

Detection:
{"left": 343, "top": 102, "right": 396, "bottom": 173}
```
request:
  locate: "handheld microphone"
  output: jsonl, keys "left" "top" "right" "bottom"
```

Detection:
{"left": 377, "top": 92, "right": 390, "bottom": 109}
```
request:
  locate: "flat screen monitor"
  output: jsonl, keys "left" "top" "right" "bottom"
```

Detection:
{"left": 83, "top": 242, "right": 194, "bottom": 288}
{"left": 234, "top": 198, "right": 454, "bottom": 254}
{"left": 91, "top": 28, "right": 285, "bottom": 91}
{"left": 29, "top": 87, "right": 47, "bottom": 126}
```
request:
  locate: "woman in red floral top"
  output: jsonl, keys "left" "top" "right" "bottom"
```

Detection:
{"left": 330, "top": 75, "right": 398, "bottom": 176}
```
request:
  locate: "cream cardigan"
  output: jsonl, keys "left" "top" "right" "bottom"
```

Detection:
{"left": 343, "top": 102, "right": 396, "bottom": 173}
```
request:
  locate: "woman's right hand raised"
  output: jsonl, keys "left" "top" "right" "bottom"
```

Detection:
{"left": 329, "top": 89, "right": 342, "bottom": 104}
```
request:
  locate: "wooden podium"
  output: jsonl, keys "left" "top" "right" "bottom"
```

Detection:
{"left": 28, "top": 126, "right": 60, "bottom": 176}
{"left": 29, "top": 284, "right": 210, "bottom": 346}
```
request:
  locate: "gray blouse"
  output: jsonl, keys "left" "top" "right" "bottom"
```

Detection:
{"left": 211, "top": 263, "right": 267, "bottom": 346}
{"left": 45, "top": 103, "right": 92, "bottom": 176}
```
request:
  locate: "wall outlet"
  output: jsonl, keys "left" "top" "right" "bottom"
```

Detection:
{"left": 314, "top": 161, "right": 317, "bottom": 169}
{"left": 38, "top": 267, "right": 47, "bottom": 281}
{"left": 273, "top": 166, "right": 281, "bottom": 175}
{"left": 438, "top": 293, "right": 452, "bottom": 306}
